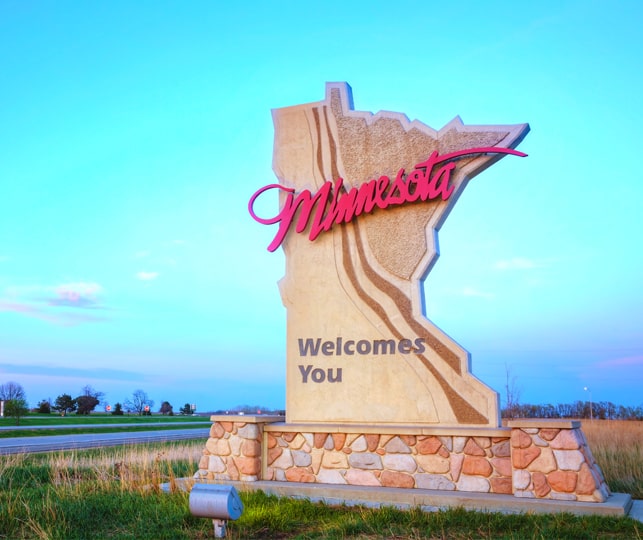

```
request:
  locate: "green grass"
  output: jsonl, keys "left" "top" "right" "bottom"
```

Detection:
{"left": 0, "top": 413, "right": 208, "bottom": 427}
{"left": 0, "top": 424, "right": 208, "bottom": 438}
{"left": 0, "top": 413, "right": 210, "bottom": 437}
{"left": 0, "top": 442, "right": 640, "bottom": 540}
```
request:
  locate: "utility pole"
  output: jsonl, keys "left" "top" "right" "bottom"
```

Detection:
{"left": 584, "top": 387, "right": 593, "bottom": 421}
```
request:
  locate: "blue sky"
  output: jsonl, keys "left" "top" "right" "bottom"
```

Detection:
{"left": 1, "top": 1, "right": 641, "bottom": 413}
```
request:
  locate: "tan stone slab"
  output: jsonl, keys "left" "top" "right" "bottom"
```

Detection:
{"left": 165, "top": 479, "right": 633, "bottom": 518}
{"left": 508, "top": 419, "right": 581, "bottom": 429}
{"left": 209, "top": 415, "right": 285, "bottom": 424}
{"left": 264, "top": 422, "right": 510, "bottom": 438}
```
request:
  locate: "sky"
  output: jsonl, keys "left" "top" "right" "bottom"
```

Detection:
{"left": 1, "top": 1, "right": 641, "bottom": 413}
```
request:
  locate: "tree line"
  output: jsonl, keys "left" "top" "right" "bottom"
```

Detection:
{"left": 0, "top": 381, "right": 197, "bottom": 425}
{"left": 502, "top": 400, "right": 643, "bottom": 421}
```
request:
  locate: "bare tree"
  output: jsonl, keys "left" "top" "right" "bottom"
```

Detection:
{"left": 0, "top": 381, "right": 26, "bottom": 401}
{"left": 503, "top": 364, "right": 522, "bottom": 419}
{"left": 0, "top": 382, "right": 28, "bottom": 425}
{"left": 124, "top": 389, "right": 154, "bottom": 415}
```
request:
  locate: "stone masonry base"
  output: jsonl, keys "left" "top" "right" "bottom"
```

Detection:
{"left": 194, "top": 416, "right": 610, "bottom": 503}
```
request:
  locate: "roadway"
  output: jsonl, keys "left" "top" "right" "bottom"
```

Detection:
{"left": 0, "top": 421, "right": 211, "bottom": 431}
{"left": 0, "top": 427, "right": 210, "bottom": 454}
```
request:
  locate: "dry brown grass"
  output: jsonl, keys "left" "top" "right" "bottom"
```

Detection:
{"left": 582, "top": 419, "right": 643, "bottom": 498}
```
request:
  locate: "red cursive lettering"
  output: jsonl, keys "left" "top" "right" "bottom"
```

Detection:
{"left": 249, "top": 146, "right": 526, "bottom": 252}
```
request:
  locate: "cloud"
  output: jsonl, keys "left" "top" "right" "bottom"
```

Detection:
{"left": 494, "top": 257, "right": 540, "bottom": 270}
{"left": 0, "top": 299, "right": 109, "bottom": 326}
{"left": 594, "top": 355, "right": 643, "bottom": 369}
{"left": 136, "top": 271, "right": 159, "bottom": 281}
{"left": 49, "top": 282, "right": 103, "bottom": 308}
{"left": 1, "top": 281, "right": 108, "bottom": 326}
{"left": 461, "top": 287, "right": 494, "bottom": 299}
{"left": 0, "top": 362, "right": 146, "bottom": 382}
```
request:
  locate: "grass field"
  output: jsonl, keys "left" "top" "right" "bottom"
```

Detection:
{"left": 0, "top": 413, "right": 209, "bottom": 426}
{"left": 582, "top": 420, "right": 643, "bottom": 499}
{"left": 0, "top": 420, "right": 640, "bottom": 539}
{"left": 0, "top": 413, "right": 210, "bottom": 438}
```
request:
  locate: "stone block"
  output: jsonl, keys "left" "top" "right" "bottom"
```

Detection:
{"left": 272, "top": 448, "right": 294, "bottom": 469}
{"left": 332, "top": 433, "right": 347, "bottom": 450}
{"left": 473, "top": 437, "right": 491, "bottom": 449}
{"left": 266, "top": 433, "right": 278, "bottom": 449}
{"left": 311, "top": 448, "right": 323, "bottom": 474}
{"left": 225, "top": 457, "right": 239, "bottom": 480}
{"left": 400, "top": 435, "right": 416, "bottom": 447}
{"left": 349, "top": 452, "right": 383, "bottom": 470}
{"left": 512, "top": 446, "right": 541, "bottom": 469}
{"left": 365, "top": 434, "right": 380, "bottom": 451}
{"left": 293, "top": 449, "right": 312, "bottom": 467}
{"left": 513, "top": 469, "right": 531, "bottom": 490}
{"left": 207, "top": 455, "right": 226, "bottom": 473}
{"left": 549, "top": 429, "right": 581, "bottom": 450}
{"left": 491, "top": 440, "right": 510, "bottom": 457}
{"left": 381, "top": 470, "right": 415, "bottom": 488}
{"left": 532, "top": 471, "right": 551, "bottom": 497}
{"left": 416, "top": 454, "right": 450, "bottom": 474}
{"left": 211, "top": 423, "right": 225, "bottom": 438}
{"left": 350, "top": 435, "right": 367, "bottom": 452}
{"left": 314, "top": 433, "right": 328, "bottom": 448}
{"left": 532, "top": 434, "right": 549, "bottom": 447}
{"left": 490, "top": 477, "right": 513, "bottom": 494}
{"left": 548, "top": 470, "right": 577, "bottom": 493}
{"left": 538, "top": 428, "right": 560, "bottom": 441}
{"left": 229, "top": 436, "right": 242, "bottom": 456}
{"left": 385, "top": 436, "right": 411, "bottom": 454}
{"left": 234, "top": 456, "right": 260, "bottom": 476}
{"left": 323, "top": 436, "right": 335, "bottom": 450}
{"left": 577, "top": 463, "right": 598, "bottom": 495}
{"left": 220, "top": 421, "right": 234, "bottom": 433}
{"left": 511, "top": 429, "right": 532, "bottom": 449}
{"left": 415, "top": 473, "right": 455, "bottom": 491}
{"left": 382, "top": 453, "right": 417, "bottom": 473}
{"left": 237, "top": 424, "right": 259, "bottom": 439}
{"left": 291, "top": 433, "right": 307, "bottom": 450}
{"left": 345, "top": 469, "right": 381, "bottom": 486}
{"left": 553, "top": 449, "right": 584, "bottom": 471}
{"left": 463, "top": 438, "right": 486, "bottom": 456}
{"left": 450, "top": 453, "right": 464, "bottom": 482}
{"left": 438, "top": 436, "right": 453, "bottom": 452}
{"left": 490, "top": 456, "right": 512, "bottom": 477}
{"left": 527, "top": 447, "right": 557, "bottom": 474}
{"left": 462, "top": 456, "right": 492, "bottom": 477}
{"left": 456, "top": 475, "right": 490, "bottom": 493}
{"left": 317, "top": 468, "right": 347, "bottom": 484}
{"left": 267, "top": 446, "right": 283, "bottom": 466}
{"left": 417, "top": 436, "right": 442, "bottom": 455}
{"left": 453, "top": 436, "right": 467, "bottom": 453}
{"left": 285, "top": 467, "right": 315, "bottom": 483}
{"left": 321, "top": 450, "right": 349, "bottom": 469}
{"left": 242, "top": 439, "right": 261, "bottom": 458}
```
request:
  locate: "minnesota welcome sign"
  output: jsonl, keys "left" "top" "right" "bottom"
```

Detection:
{"left": 250, "top": 83, "right": 529, "bottom": 427}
